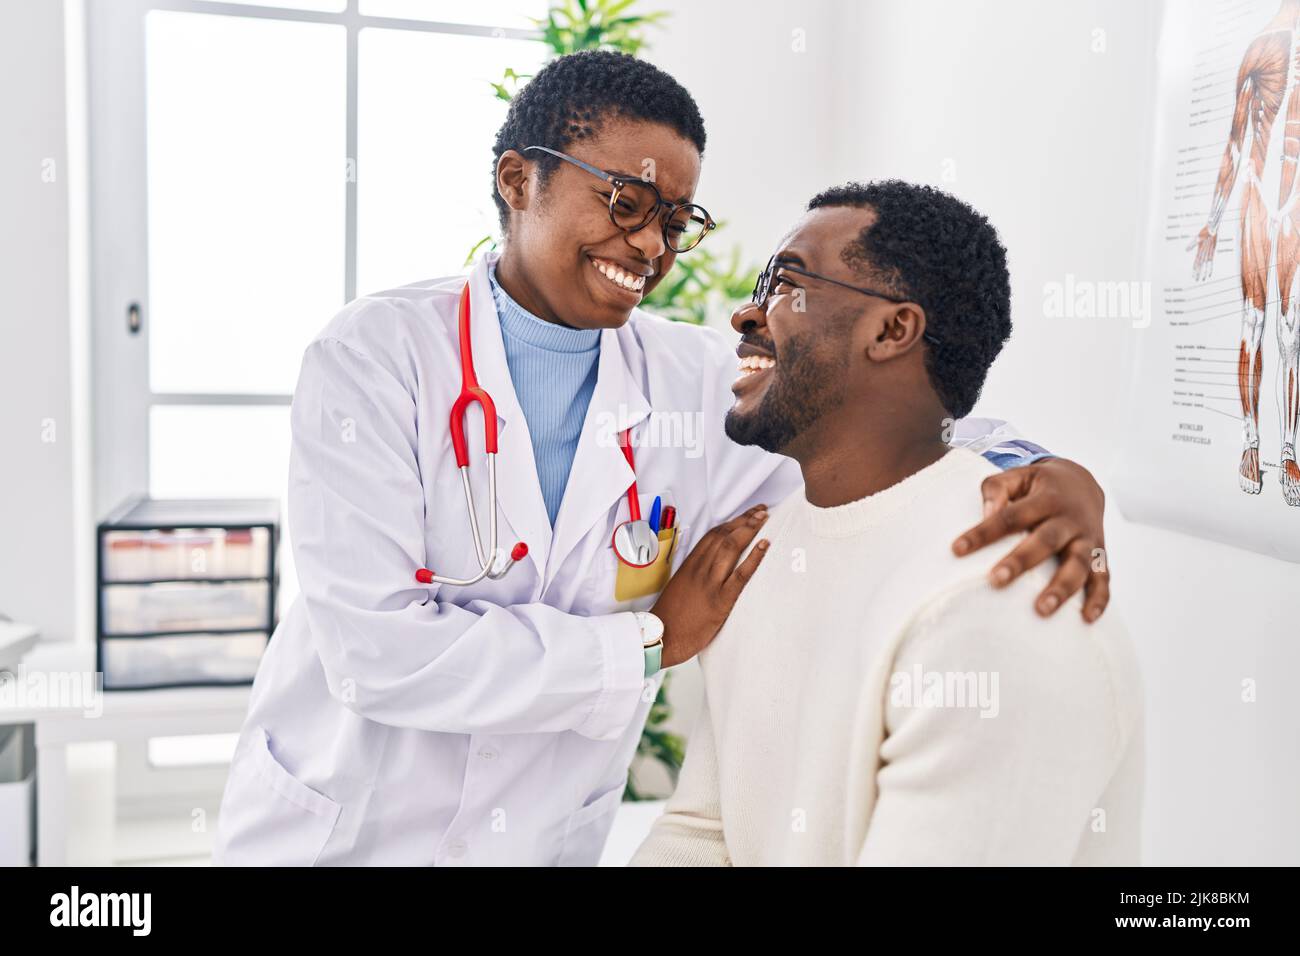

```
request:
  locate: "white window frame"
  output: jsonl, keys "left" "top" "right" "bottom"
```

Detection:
{"left": 86, "top": 0, "right": 541, "bottom": 517}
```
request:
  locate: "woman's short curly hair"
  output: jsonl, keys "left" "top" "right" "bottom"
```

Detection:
{"left": 807, "top": 180, "right": 1012, "bottom": 419}
{"left": 491, "top": 50, "right": 707, "bottom": 231}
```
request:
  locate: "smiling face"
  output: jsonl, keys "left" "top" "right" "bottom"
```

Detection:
{"left": 724, "top": 205, "right": 902, "bottom": 455}
{"left": 495, "top": 118, "right": 703, "bottom": 330}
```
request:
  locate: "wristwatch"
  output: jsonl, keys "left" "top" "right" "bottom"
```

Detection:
{"left": 634, "top": 611, "right": 665, "bottom": 678}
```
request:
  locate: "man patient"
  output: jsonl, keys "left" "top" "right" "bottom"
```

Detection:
{"left": 631, "top": 180, "right": 1143, "bottom": 866}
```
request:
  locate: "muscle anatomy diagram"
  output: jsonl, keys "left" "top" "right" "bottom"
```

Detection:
{"left": 1117, "top": 0, "right": 1300, "bottom": 560}
{"left": 1191, "top": 0, "right": 1300, "bottom": 505}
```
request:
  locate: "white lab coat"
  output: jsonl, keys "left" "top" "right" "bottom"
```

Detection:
{"left": 212, "top": 252, "right": 1015, "bottom": 866}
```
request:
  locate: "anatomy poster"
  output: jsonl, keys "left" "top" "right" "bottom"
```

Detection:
{"left": 1119, "top": 0, "right": 1300, "bottom": 561}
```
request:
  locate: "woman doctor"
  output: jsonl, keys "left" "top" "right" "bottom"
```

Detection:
{"left": 214, "top": 51, "right": 1112, "bottom": 866}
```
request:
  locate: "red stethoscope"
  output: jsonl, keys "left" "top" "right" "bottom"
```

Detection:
{"left": 415, "top": 283, "right": 655, "bottom": 586}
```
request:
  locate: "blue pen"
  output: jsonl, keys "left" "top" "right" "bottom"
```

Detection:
{"left": 648, "top": 496, "right": 662, "bottom": 533}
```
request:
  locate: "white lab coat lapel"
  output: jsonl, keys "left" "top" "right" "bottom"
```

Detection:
{"left": 546, "top": 322, "right": 653, "bottom": 584}
{"left": 463, "top": 255, "right": 553, "bottom": 575}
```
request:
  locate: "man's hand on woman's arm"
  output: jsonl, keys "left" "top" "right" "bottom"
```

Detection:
{"left": 952, "top": 457, "right": 1110, "bottom": 623}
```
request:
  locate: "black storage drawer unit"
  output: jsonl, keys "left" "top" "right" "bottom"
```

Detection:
{"left": 96, "top": 497, "right": 280, "bottom": 690}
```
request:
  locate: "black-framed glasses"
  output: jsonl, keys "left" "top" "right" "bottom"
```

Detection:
{"left": 752, "top": 255, "right": 943, "bottom": 347}
{"left": 522, "top": 145, "right": 716, "bottom": 253}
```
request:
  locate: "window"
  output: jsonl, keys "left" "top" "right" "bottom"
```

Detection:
{"left": 144, "top": 10, "right": 347, "bottom": 395}
{"left": 89, "top": 0, "right": 547, "bottom": 604}
{"left": 356, "top": 27, "right": 544, "bottom": 293}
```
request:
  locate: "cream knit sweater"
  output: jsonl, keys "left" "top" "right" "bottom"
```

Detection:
{"left": 630, "top": 448, "right": 1143, "bottom": 866}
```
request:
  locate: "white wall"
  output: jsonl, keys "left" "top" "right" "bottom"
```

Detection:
{"left": 0, "top": 0, "right": 89, "bottom": 647}
{"left": 646, "top": 0, "right": 843, "bottom": 296}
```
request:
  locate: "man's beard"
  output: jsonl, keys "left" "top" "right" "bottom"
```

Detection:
{"left": 724, "top": 334, "right": 847, "bottom": 454}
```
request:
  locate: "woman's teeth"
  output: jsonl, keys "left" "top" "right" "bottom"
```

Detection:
{"left": 737, "top": 355, "right": 776, "bottom": 376}
{"left": 591, "top": 257, "right": 646, "bottom": 293}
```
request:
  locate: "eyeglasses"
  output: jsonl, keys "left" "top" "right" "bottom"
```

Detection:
{"left": 752, "top": 254, "right": 943, "bottom": 348}
{"left": 522, "top": 145, "right": 716, "bottom": 253}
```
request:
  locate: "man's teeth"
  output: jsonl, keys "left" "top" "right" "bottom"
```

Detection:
{"left": 592, "top": 258, "right": 646, "bottom": 292}
{"left": 737, "top": 355, "right": 776, "bottom": 375}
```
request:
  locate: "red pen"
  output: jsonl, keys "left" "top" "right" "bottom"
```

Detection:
{"left": 660, "top": 506, "right": 676, "bottom": 530}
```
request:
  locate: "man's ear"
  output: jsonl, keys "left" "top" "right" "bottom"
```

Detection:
{"left": 866, "top": 303, "right": 929, "bottom": 361}
{"left": 496, "top": 149, "right": 531, "bottom": 214}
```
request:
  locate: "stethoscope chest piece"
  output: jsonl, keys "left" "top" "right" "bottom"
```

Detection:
{"left": 611, "top": 426, "right": 661, "bottom": 568}
{"left": 612, "top": 519, "right": 660, "bottom": 568}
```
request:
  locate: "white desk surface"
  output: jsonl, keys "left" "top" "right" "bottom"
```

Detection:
{"left": 0, "top": 640, "right": 250, "bottom": 729}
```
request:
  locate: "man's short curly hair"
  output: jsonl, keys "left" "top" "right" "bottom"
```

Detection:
{"left": 491, "top": 50, "right": 707, "bottom": 231}
{"left": 807, "top": 180, "right": 1012, "bottom": 419}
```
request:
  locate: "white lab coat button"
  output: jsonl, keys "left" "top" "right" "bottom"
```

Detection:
{"left": 478, "top": 747, "right": 498, "bottom": 760}
{"left": 445, "top": 840, "right": 467, "bottom": 859}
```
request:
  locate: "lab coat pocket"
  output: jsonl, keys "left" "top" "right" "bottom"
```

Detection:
{"left": 557, "top": 781, "right": 626, "bottom": 867}
{"left": 613, "top": 527, "right": 678, "bottom": 602}
{"left": 216, "top": 727, "right": 341, "bottom": 867}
